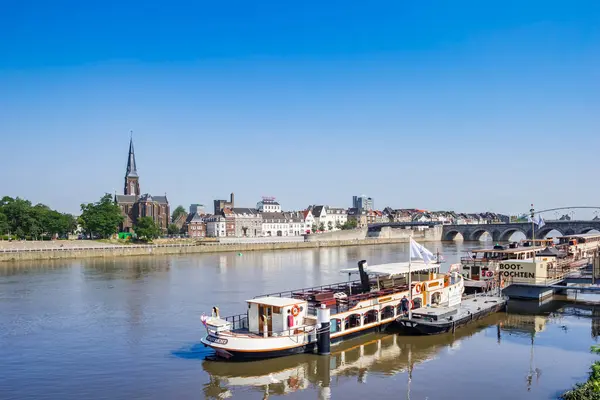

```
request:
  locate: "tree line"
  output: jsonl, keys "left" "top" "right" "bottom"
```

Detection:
{"left": 0, "top": 196, "right": 77, "bottom": 240}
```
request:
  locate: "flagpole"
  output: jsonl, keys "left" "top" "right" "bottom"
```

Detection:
{"left": 530, "top": 204, "right": 536, "bottom": 263}
{"left": 408, "top": 233, "right": 412, "bottom": 320}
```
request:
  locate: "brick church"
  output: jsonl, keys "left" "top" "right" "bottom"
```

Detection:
{"left": 115, "top": 137, "right": 170, "bottom": 233}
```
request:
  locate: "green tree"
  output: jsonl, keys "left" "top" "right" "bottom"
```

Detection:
{"left": 167, "top": 223, "right": 180, "bottom": 235}
{"left": 327, "top": 221, "right": 333, "bottom": 231}
{"left": 135, "top": 216, "right": 161, "bottom": 241}
{"left": 311, "top": 223, "right": 318, "bottom": 233}
{"left": 344, "top": 219, "right": 357, "bottom": 230}
{"left": 0, "top": 212, "right": 8, "bottom": 235}
{"left": 79, "top": 194, "right": 124, "bottom": 239}
{"left": 335, "top": 221, "right": 342, "bottom": 230}
{"left": 171, "top": 205, "right": 186, "bottom": 223}
{"left": 318, "top": 223, "right": 325, "bottom": 232}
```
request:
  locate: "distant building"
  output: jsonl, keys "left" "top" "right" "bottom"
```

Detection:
{"left": 311, "top": 206, "right": 348, "bottom": 231}
{"left": 114, "top": 136, "right": 170, "bottom": 233}
{"left": 303, "top": 210, "right": 315, "bottom": 233}
{"left": 352, "top": 195, "right": 374, "bottom": 212}
{"left": 230, "top": 208, "right": 262, "bottom": 237}
{"left": 189, "top": 204, "right": 204, "bottom": 215}
{"left": 186, "top": 213, "right": 206, "bottom": 238}
{"left": 214, "top": 193, "right": 234, "bottom": 215}
{"left": 205, "top": 215, "right": 227, "bottom": 237}
{"left": 262, "top": 211, "right": 304, "bottom": 236}
{"left": 257, "top": 197, "right": 281, "bottom": 213}
{"left": 348, "top": 208, "right": 367, "bottom": 227}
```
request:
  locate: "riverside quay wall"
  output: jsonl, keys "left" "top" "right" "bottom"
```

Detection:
{"left": 0, "top": 237, "right": 437, "bottom": 264}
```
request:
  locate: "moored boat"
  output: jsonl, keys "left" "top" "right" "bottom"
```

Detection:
{"left": 396, "top": 294, "right": 506, "bottom": 335}
{"left": 200, "top": 239, "right": 463, "bottom": 361}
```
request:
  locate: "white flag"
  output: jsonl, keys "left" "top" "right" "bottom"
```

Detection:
{"left": 410, "top": 238, "right": 434, "bottom": 264}
{"left": 536, "top": 214, "right": 545, "bottom": 228}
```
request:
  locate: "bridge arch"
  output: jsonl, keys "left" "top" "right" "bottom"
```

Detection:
{"left": 443, "top": 230, "right": 464, "bottom": 241}
{"left": 469, "top": 229, "right": 492, "bottom": 241}
{"left": 536, "top": 227, "right": 564, "bottom": 239}
{"left": 564, "top": 229, "right": 575, "bottom": 236}
{"left": 578, "top": 227, "right": 600, "bottom": 235}
{"left": 497, "top": 228, "right": 527, "bottom": 242}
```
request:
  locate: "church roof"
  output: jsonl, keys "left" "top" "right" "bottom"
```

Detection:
{"left": 115, "top": 194, "right": 136, "bottom": 203}
{"left": 126, "top": 136, "right": 138, "bottom": 178}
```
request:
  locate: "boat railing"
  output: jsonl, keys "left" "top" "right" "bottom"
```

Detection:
{"left": 223, "top": 313, "right": 249, "bottom": 331}
{"left": 255, "top": 279, "right": 363, "bottom": 300}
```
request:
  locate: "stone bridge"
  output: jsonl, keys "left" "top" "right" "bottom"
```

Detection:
{"left": 442, "top": 221, "right": 600, "bottom": 241}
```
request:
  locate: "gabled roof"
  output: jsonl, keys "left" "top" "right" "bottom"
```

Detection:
{"left": 312, "top": 205, "right": 325, "bottom": 217}
{"left": 231, "top": 207, "right": 258, "bottom": 216}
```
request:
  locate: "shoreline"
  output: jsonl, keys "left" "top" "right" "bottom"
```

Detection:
{"left": 0, "top": 237, "right": 435, "bottom": 263}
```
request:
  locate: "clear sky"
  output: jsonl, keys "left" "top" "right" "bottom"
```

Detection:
{"left": 1, "top": 0, "right": 599, "bottom": 217}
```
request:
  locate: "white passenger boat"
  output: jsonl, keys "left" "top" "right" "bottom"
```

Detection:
{"left": 200, "top": 242, "right": 464, "bottom": 361}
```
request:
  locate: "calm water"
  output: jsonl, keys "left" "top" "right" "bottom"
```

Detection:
{"left": 1, "top": 242, "right": 599, "bottom": 399}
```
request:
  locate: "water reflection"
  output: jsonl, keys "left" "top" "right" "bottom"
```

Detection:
{"left": 2, "top": 243, "right": 600, "bottom": 400}
{"left": 201, "top": 314, "right": 507, "bottom": 399}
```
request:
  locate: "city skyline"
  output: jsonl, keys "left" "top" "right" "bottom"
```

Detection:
{"left": 1, "top": 1, "right": 599, "bottom": 215}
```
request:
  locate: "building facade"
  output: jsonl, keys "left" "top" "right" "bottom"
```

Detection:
{"left": 115, "top": 137, "right": 170, "bottom": 234}
{"left": 231, "top": 208, "right": 262, "bottom": 237}
{"left": 311, "top": 205, "right": 348, "bottom": 231}
{"left": 186, "top": 213, "right": 206, "bottom": 238}
{"left": 205, "top": 215, "right": 227, "bottom": 237}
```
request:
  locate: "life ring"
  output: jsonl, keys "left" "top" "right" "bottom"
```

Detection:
{"left": 415, "top": 283, "right": 421, "bottom": 294}
{"left": 410, "top": 300, "right": 415, "bottom": 309}
{"left": 291, "top": 305, "right": 300, "bottom": 317}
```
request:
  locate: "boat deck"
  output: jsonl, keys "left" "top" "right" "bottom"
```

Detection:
{"left": 400, "top": 295, "right": 506, "bottom": 326}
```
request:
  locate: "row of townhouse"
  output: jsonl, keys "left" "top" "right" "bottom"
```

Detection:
{"left": 381, "top": 208, "right": 509, "bottom": 225}
{"left": 185, "top": 201, "right": 360, "bottom": 238}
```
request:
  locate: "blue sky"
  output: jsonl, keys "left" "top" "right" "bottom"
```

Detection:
{"left": 1, "top": 0, "right": 599, "bottom": 216}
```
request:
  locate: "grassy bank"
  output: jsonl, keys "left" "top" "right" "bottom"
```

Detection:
{"left": 561, "top": 346, "right": 600, "bottom": 400}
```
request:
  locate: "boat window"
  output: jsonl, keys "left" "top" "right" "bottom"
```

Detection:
{"left": 273, "top": 306, "right": 281, "bottom": 314}
{"left": 381, "top": 306, "right": 394, "bottom": 319}
{"left": 330, "top": 318, "right": 342, "bottom": 333}
{"left": 413, "top": 298, "right": 422, "bottom": 309}
{"left": 346, "top": 314, "right": 362, "bottom": 329}
{"left": 364, "top": 310, "right": 378, "bottom": 324}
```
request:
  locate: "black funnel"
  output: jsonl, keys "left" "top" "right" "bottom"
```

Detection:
{"left": 357, "top": 260, "right": 371, "bottom": 293}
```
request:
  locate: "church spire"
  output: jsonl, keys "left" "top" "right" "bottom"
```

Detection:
{"left": 124, "top": 132, "right": 140, "bottom": 196}
{"left": 126, "top": 131, "right": 138, "bottom": 178}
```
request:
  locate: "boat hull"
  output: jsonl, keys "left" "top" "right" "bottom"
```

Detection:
{"left": 203, "top": 321, "right": 396, "bottom": 361}
{"left": 395, "top": 301, "right": 506, "bottom": 336}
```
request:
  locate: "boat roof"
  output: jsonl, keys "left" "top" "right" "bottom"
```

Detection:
{"left": 471, "top": 246, "right": 545, "bottom": 254}
{"left": 340, "top": 261, "right": 437, "bottom": 278}
{"left": 246, "top": 296, "right": 307, "bottom": 307}
{"left": 557, "top": 233, "right": 600, "bottom": 238}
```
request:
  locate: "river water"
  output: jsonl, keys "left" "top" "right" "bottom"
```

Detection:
{"left": 1, "top": 242, "right": 599, "bottom": 399}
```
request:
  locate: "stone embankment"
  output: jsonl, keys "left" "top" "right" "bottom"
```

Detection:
{"left": 0, "top": 226, "right": 442, "bottom": 263}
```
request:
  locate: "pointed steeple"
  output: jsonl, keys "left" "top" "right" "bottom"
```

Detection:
{"left": 126, "top": 131, "right": 138, "bottom": 178}
{"left": 124, "top": 132, "right": 140, "bottom": 196}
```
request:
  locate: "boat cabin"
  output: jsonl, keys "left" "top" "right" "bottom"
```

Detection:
{"left": 246, "top": 297, "right": 309, "bottom": 336}
{"left": 557, "top": 233, "right": 600, "bottom": 246}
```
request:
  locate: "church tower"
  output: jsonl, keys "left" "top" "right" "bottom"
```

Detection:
{"left": 124, "top": 135, "right": 140, "bottom": 196}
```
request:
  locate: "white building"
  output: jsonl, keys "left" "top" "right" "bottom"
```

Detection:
{"left": 261, "top": 212, "right": 305, "bottom": 236}
{"left": 205, "top": 215, "right": 227, "bottom": 237}
{"left": 257, "top": 198, "right": 281, "bottom": 213}
{"left": 303, "top": 210, "right": 315, "bottom": 234}
{"left": 311, "top": 205, "right": 348, "bottom": 231}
